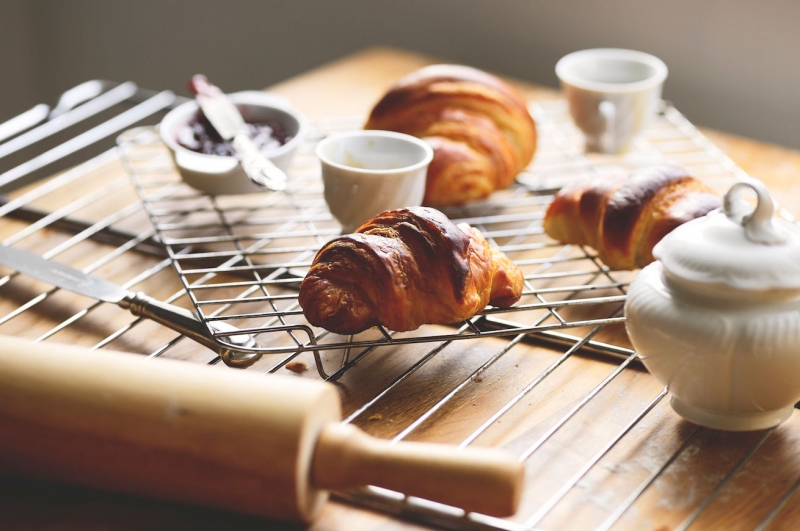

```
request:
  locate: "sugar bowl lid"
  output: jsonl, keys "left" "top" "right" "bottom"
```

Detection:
{"left": 653, "top": 178, "right": 800, "bottom": 291}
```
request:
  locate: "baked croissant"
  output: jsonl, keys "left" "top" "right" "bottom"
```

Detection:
{"left": 364, "top": 64, "right": 537, "bottom": 206}
{"left": 299, "top": 207, "right": 524, "bottom": 335}
{"left": 543, "top": 165, "right": 722, "bottom": 270}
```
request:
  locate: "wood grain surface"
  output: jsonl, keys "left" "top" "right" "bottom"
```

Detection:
{"left": 1, "top": 47, "right": 799, "bottom": 531}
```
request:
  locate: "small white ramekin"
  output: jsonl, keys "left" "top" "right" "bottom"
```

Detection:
{"left": 316, "top": 130, "right": 434, "bottom": 233}
{"left": 159, "top": 91, "right": 308, "bottom": 195}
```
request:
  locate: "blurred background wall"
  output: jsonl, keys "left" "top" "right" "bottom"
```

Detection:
{"left": 2, "top": 0, "right": 798, "bottom": 148}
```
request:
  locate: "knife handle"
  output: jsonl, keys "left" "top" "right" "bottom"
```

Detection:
{"left": 231, "top": 133, "right": 287, "bottom": 191}
{"left": 122, "top": 291, "right": 261, "bottom": 367}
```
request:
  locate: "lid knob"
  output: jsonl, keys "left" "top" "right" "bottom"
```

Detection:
{"left": 724, "top": 178, "right": 787, "bottom": 245}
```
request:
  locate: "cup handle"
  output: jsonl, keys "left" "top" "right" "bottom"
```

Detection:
{"left": 598, "top": 100, "right": 616, "bottom": 153}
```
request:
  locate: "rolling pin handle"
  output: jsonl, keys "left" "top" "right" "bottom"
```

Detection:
{"left": 311, "top": 422, "right": 524, "bottom": 517}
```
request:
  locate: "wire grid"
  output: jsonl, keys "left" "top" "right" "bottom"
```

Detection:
{"left": 2, "top": 84, "right": 797, "bottom": 531}
{"left": 117, "top": 99, "right": 743, "bottom": 377}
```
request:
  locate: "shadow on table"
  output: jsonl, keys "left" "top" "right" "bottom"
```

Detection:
{"left": 0, "top": 474, "right": 304, "bottom": 531}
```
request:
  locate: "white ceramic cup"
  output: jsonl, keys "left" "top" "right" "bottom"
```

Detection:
{"left": 556, "top": 48, "right": 668, "bottom": 154}
{"left": 316, "top": 130, "right": 434, "bottom": 234}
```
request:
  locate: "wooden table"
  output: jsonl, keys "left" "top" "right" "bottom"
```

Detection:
{"left": 2, "top": 47, "right": 800, "bottom": 531}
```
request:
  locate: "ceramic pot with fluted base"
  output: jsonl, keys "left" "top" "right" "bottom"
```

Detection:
{"left": 624, "top": 178, "right": 800, "bottom": 431}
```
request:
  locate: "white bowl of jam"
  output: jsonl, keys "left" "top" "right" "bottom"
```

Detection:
{"left": 159, "top": 91, "right": 308, "bottom": 195}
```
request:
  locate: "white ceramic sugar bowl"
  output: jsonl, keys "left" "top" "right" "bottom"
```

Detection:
{"left": 625, "top": 178, "right": 800, "bottom": 431}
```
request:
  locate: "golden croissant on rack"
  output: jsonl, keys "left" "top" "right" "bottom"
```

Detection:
{"left": 298, "top": 207, "right": 525, "bottom": 335}
{"left": 364, "top": 64, "right": 537, "bottom": 206}
{"left": 543, "top": 165, "right": 722, "bottom": 270}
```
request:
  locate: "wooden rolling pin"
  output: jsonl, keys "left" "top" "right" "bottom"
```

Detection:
{"left": 0, "top": 336, "right": 523, "bottom": 522}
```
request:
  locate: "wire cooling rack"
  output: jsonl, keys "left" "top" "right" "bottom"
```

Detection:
{"left": 116, "top": 99, "right": 743, "bottom": 375}
{"left": 2, "top": 81, "right": 799, "bottom": 531}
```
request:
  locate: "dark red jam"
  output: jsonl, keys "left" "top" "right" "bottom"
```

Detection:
{"left": 176, "top": 113, "right": 292, "bottom": 156}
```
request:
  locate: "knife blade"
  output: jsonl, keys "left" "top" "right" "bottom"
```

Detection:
{"left": 189, "top": 75, "right": 287, "bottom": 191}
{"left": 0, "top": 244, "right": 261, "bottom": 367}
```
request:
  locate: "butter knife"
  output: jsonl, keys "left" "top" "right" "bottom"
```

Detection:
{"left": 189, "top": 75, "right": 287, "bottom": 191}
{"left": 0, "top": 244, "right": 261, "bottom": 367}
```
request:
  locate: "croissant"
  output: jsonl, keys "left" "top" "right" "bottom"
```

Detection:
{"left": 298, "top": 207, "right": 524, "bottom": 335}
{"left": 543, "top": 165, "right": 722, "bottom": 270}
{"left": 364, "top": 64, "right": 537, "bottom": 206}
